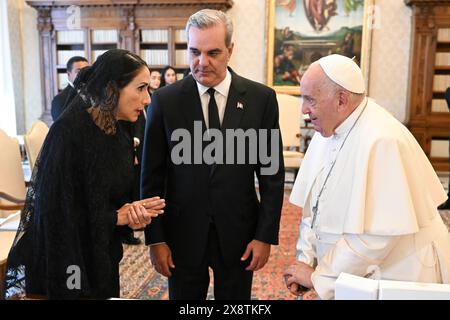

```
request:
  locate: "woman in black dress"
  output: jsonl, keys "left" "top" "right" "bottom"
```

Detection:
{"left": 5, "top": 49, "right": 165, "bottom": 299}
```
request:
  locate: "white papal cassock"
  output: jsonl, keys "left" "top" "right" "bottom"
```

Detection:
{"left": 290, "top": 97, "right": 450, "bottom": 300}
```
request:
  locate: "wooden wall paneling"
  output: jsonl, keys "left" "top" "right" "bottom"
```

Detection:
{"left": 26, "top": 0, "right": 234, "bottom": 125}
{"left": 406, "top": 0, "right": 450, "bottom": 171}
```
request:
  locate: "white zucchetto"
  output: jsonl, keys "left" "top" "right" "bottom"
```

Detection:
{"left": 317, "top": 54, "right": 366, "bottom": 94}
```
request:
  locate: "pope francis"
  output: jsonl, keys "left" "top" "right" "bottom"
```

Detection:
{"left": 284, "top": 54, "right": 450, "bottom": 300}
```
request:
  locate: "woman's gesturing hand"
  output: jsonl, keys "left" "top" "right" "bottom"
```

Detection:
{"left": 116, "top": 197, "right": 165, "bottom": 229}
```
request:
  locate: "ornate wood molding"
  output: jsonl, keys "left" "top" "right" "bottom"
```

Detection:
{"left": 121, "top": 6, "right": 135, "bottom": 30}
{"left": 119, "top": 6, "right": 137, "bottom": 51}
{"left": 405, "top": 0, "right": 450, "bottom": 5}
{"left": 37, "top": 7, "right": 53, "bottom": 32}
{"left": 26, "top": 0, "right": 234, "bottom": 9}
{"left": 36, "top": 7, "right": 55, "bottom": 124}
{"left": 25, "top": 0, "right": 234, "bottom": 127}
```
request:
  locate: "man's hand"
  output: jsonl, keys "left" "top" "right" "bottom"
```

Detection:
{"left": 241, "top": 240, "right": 271, "bottom": 271}
{"left": 302, "top": 289, "right": 318, "bottom": 300}
{"left": 149, "top": 243, "right": 175, "bottom": 277}
{"left": 284, "top": 281, "right": 307, "bottom": 296}
{"left": 283, "top": 261, "right": 315, "bottom": 295}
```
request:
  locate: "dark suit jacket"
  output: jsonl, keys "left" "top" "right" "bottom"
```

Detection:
{"left": 51, "top": 85, "right": 77, "bottom": 121}
{"left": 134, "top": 108, "right": 147, "bottom": 162}
{"left": 141, "top": 70, "right": 285, "bottom": 268}
{"left": 131, "top": 111, "right": 147, "bottom": 200}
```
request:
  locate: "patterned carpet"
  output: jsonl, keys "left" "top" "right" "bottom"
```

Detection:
{"left": 119, "top": 195, "right": 301, "bottom": 300}
{"left": 119, "top": 173, "right": 450, "bottom": 300}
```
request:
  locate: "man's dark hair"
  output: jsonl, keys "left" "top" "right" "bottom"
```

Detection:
{"left": 67, "top": 56, "right": 88, "bottom": 72}
{"left": 149, "top": 68, "right": 161, "bottom": 74}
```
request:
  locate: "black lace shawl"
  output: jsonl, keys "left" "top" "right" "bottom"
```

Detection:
{"left": 4, "top": 96, "right": 135, "bottom": 299}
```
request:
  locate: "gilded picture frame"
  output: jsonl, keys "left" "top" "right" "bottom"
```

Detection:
{"left": 266, "top": 0, "right": 374, "bottom": 95}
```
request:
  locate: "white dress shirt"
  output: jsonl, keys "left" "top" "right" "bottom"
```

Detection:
{"left": 196, "top": 70, "right": 231, "bottom": 128}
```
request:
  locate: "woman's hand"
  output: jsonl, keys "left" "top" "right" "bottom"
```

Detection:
{"left": 129, "top": 197, "right": 165, "bottom": 229}
{"left": 127, "top": 202, "right": 152, "bottom": 230}
{"left": 117, "top": 203, "right": 132, "bottom": 226}
{"left": 137, "top": 196, "right": 166, "bottom": 218}
{"left": 116, "top": 197, "right": 165, "bottom": 229}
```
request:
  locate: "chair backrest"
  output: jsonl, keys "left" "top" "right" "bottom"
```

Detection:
{"left": 24, "top": 120, "right": 49, "bottom": 170}
{"left": 0, "top": 129, "right": 26, "bottom": 217}
{"left": 277, "top": 93, "right": 303, "bottom": 147}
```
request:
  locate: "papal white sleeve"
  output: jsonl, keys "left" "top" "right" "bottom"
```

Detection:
{"left": 311, "top": 233, "right": 399, "bottom": 300}
{"left": 296, "top": 217, "right": 317, "bottom": 267}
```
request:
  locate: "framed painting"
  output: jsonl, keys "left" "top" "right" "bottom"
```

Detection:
{"left": 266, "top": 0, "right": 373, "bottom": 95}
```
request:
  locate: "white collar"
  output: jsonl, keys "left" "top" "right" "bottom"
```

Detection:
{"left": 196, "top": 69, "right": 232, "bottom": 98}
{"left": 68, "top": 80, "right": 74, "bottom": 88}
{"left": 334, "top": 97, "right": 367, "bottom": 138}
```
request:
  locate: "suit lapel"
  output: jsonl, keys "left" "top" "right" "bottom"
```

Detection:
{"left": 180, "top": 76, "right": 209, "bottom": 175}
{"left": 181, "top": 75, "right": 207, "bottom": 133}
{"left": 221, "top": 70, "right": 247, "bottom": 132}
{"left": 210, "top": 70, "right": 247, "bottom": 178}
{"left": 64, "top": 86, "right": 77, "bottom": 106}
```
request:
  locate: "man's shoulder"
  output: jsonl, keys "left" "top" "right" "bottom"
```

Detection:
{"left": 154, "top": 76, "right": 192, "bottom": 98}
{"left": 232, "top": 72, "right": 274, "bottom": 96}
{"left": 52, "top": 85, "right": 72, "bottom": 102}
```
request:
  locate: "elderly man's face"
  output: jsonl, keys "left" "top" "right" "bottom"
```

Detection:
{"left": 188, "top": 24, "right": 233, "bottom": 87}
{"left": 300, "top": 64, "right": 339, "bottom": 137}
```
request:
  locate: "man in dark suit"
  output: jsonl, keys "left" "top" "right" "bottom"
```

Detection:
{"left": 141, "top": 9, "right": 284, "bottom": 299}
{"left": 51, "top": 56, "right": 89, "bottom": 121}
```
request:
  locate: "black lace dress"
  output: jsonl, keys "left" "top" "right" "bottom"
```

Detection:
{"left": 5, "top": 96, "right": 135, "bottom": 299}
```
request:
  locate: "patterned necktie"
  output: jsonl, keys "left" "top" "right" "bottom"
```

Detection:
{"left": 207, "top": 88, "right": 221, "bottom": 130}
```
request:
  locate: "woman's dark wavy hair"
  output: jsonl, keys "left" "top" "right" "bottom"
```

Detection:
{"left": 159, "top": 65, "right": 176, "bottom": 88}
{"left": 74, "top": 49, "right": 148, "bottom": 134}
